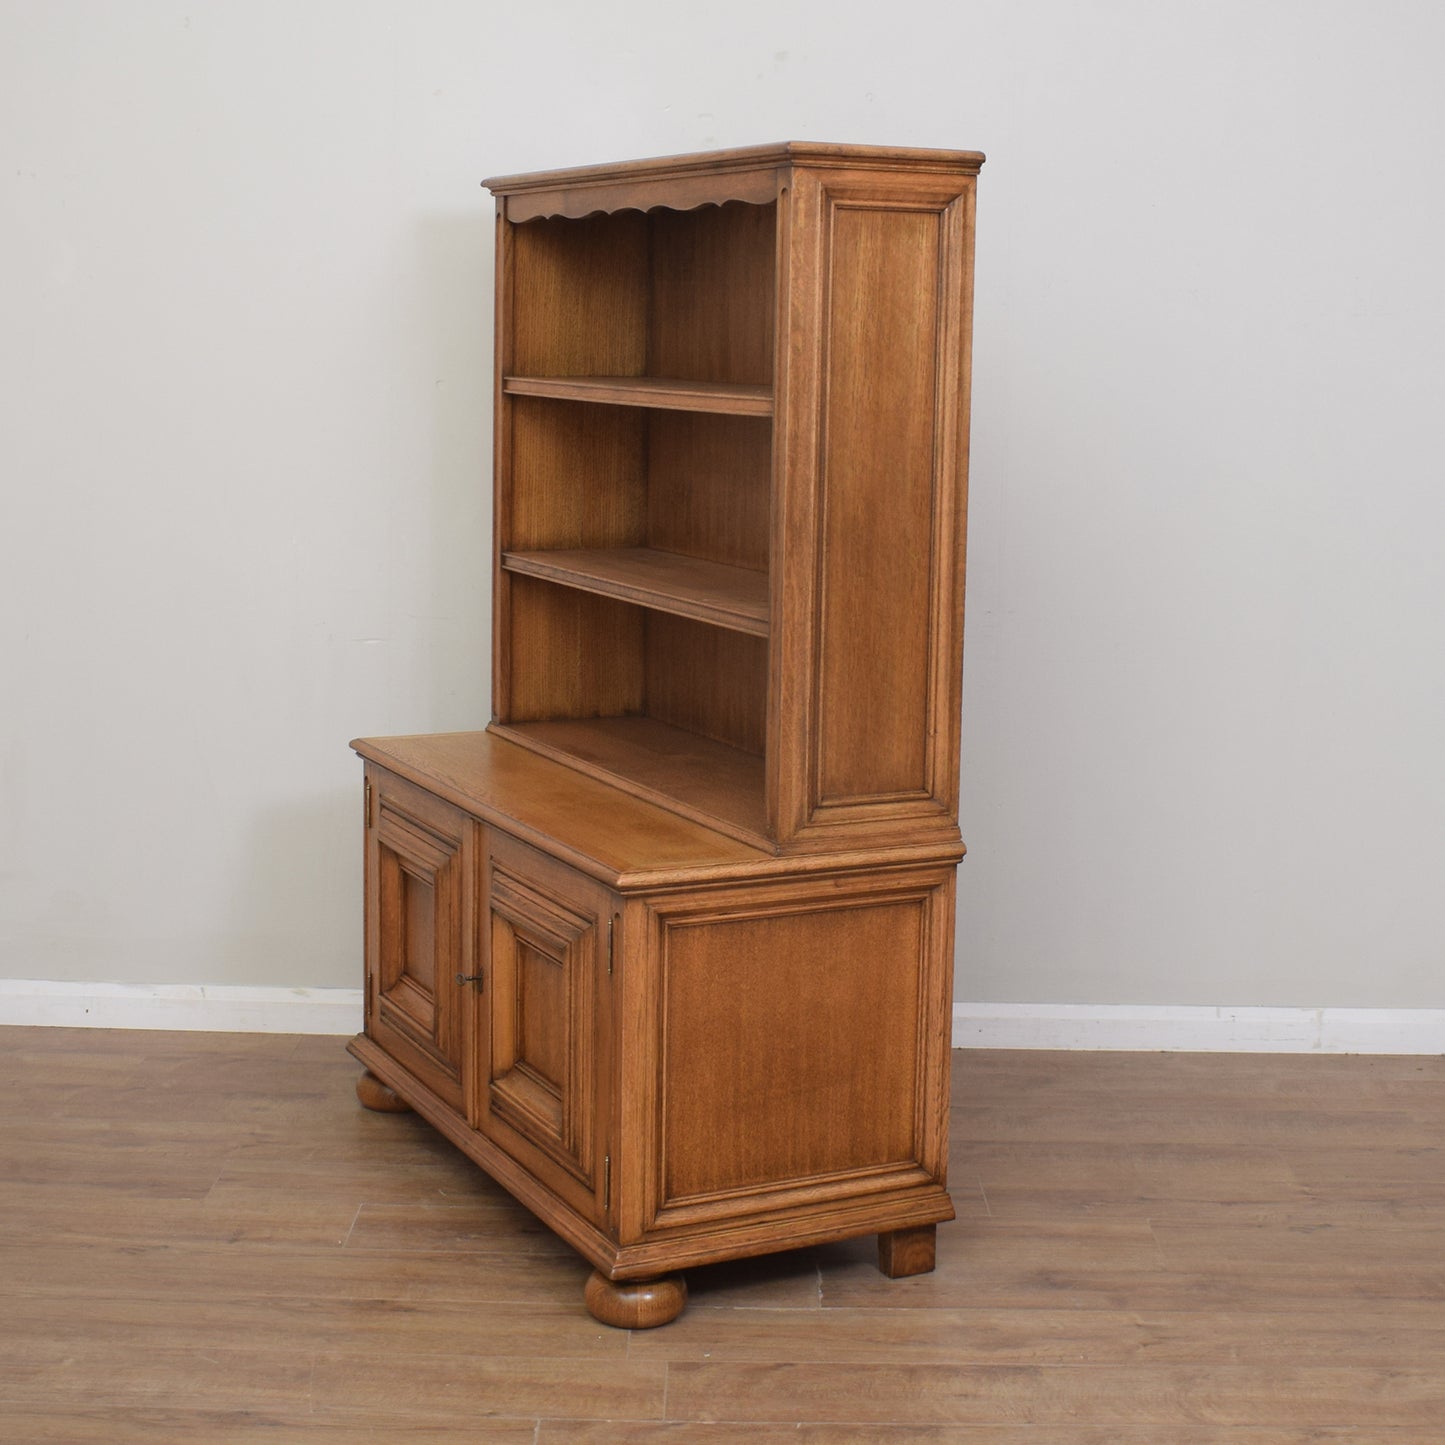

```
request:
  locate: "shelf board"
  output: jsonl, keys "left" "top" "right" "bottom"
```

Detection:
{"left": 490, "top": 716, "right": 770, "bottom": 850}
{"left": 502, "top": 547, "right": 769, "bottom": 637}
{"left": 503, "top": 375, "right": 773, "bottom": 416}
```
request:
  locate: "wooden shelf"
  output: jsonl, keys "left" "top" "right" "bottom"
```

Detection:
{"left": 351, "top": 730, "right": 770, "bottom": 880}
{"left": 503, "top": 375, "right": 773, "bottom": 416}
{"left": 502, "top": 547, "right": 769, "bottom": 637}
{"left": 489, "top": 716, "right": 769, "bottom": 848}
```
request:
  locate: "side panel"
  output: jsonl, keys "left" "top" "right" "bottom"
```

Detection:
{"left": 815, "top": 203, "right": 940, "bottom": 803}
{"left": 773, "top": 167, "right": 976, "bottom": 846}
{"left": 621, "top": 863, "right": 956, "bottom": 1244}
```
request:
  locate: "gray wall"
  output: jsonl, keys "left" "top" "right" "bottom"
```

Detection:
{"left": 2, "top": 1, "right": 1441, "bottom": 1009}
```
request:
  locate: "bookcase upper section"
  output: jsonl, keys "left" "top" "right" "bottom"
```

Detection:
{"left": 485, "top": 143, "right": 983, "bottom": 854}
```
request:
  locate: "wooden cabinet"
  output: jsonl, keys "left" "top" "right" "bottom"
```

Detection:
{"left": 348, "top": 142, "right": 984, "bottom": 1326}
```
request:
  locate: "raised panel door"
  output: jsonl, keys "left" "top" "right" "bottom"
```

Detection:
{"left": 364, "top": 767, "right": 476, "bottom": 1113}
{"left": 476, "top": 831, "right": 616, "bottom": 1225}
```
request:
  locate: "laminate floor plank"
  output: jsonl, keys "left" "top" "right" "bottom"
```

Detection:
{"left": 626, "top": 1302, "right": 1445, "bottom": 1367}
{"left": 0, "top": 1291, "right": 626, "bottom": 1362}
{"left": 0, "top": 1187, "right": 361, "bottom": 1248}
{"left": 1150, "top": 1218, "right": 1445, "bottom": 1274}
{"left": 0, "top": 1026, "right": 307, "bottom": 1059}
{"left": 818, "top": 1231, "right": 1445, "bottom": 1314}
{"left": 661, "top": 1361, "right": 1445, "bottom": 1429}
{"left": 343, "top": 1198, "right": 581, "bottom": 1256}
{"left": 0, "top": 1408, "right": 537, "bottom": 1443}
{"left": 1284, "top": 1144, "right": 1445, "bottom": 1197}
{"left": 680, "top": 1248, "right": 829, "bottom": 1310}
{"left": 308, "top": 1352, "right": 667, "bottom": 1422}
{"left": 963, "top": 1140, "right": 1308, "bottom": 1222}
{"left": 0, "top": 1239, "right": 596, "bottom": 1304}
{"left": 0, "top": 1340, "right": 315, "bottom": 1413}
{"left": 4, "top": 1027, "right": 1445, "bottom": 1438}
{"left": 953, "top": 1100, "right": 1442, "bottom": 1150}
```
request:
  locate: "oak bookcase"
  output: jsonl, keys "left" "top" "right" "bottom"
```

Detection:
{"left": 348, "top": 142, "right": 983, "bottom": 1327}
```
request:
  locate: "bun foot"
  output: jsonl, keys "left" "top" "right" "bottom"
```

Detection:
{"left": 584, "top": 1269, "right": 687, "bottom": 1329}
{"left": 355, "top": 1070, "right": 413, "bottom": 1113}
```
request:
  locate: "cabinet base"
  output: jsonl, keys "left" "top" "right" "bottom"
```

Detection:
{"left": 355, "top": 1070, "right": 414, "bottom": 1114}
{"left": 584, "top": 1269, "right": 688, "bottom": 1329}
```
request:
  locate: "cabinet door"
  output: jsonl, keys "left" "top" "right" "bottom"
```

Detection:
{"left": 365, "top": 768, "right": 476, "bottom": 1114}
{"left": 476, "top": 832, "right": 615, "bottom": 1224}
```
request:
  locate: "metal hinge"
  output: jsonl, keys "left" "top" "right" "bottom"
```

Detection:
{"left": 606, "top": 917, "right": 614, "bottom": 976}
{"left": 364, "top": 776, "right": 372, "bottom": 827}
{"left": 603, "top": 1153, "right": 612, "bottom": 1212}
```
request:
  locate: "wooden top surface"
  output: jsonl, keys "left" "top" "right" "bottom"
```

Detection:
{"left": 484, "top": 142, "right": 985, "bottom": 195}
{"left": 352, "top": 729, "right": 771, "bottom": 887}
{"left": 353, "top": 730, "right": 962, "bottom": 889}
{"left": 485, "top": 143, "right": 984, "bottom": 222}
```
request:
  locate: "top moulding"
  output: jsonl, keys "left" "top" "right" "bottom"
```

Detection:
{"left": 485, "top": 141, "right": 986, "bottom": 222}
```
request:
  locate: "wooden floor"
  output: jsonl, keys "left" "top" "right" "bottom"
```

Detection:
{"left": 2, "top": 1030, "right": 1443, "bottom": 1442}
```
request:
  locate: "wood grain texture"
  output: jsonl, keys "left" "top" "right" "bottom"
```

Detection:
{"left": 648, "top": 201, "right": 775, "bottom": 385}
{"left": 653, "top": 889, "right": 934, "bottom": 1204}
{"left": 501, "top": 546, "right": 769, "bottom": 636}
{"left": 505, "top": 395, "right": 646, "bottom": 552}
{"left": 767, "top": 164, "right": 978, "bottom": 849}
{"left": 475, "top": 832, "right": 615, "bottom": 1226}
{"left": 487, "top": 141, "right": 985, "bottom": 223}
{"left": 660, "top": 1360, "right": 1445, "bottom": 1429}
{"left": 486, "top": 141, "right": 988, "bottom": 194}
{"left": 364, "top": 774, "right": 475, "bottom": 1113}
{"left": 354, "top": 1069, "right": 412, "bottom": 1113}
{"left": 644, "top": 612, "right": 768, "bottom": 757}
{"left": 584, "top": 1268, "right": 688, "bottom": 1328}
{"left": 502, "top": 374, "right": 772, "bottom": 414}
{"left": 350, "top": 732, "right": 771, "bottom": 886}
{"left": 4, "top": 1032, "right": 1444, "bottom": 1438}
{"left": 813, "top": 201, "right": 940, "bottom": 803}
{"left": 878, "top": 1222, "right": 938, "bottom": 1277}
{"left": 502, "top": 574, "right": 645, "bottom": 722}
{"left": 645, "top": 411, "right": 772, "bottom": 572}
{"left": 507, "top": 210, "right": 647, "bottom": 377}
{"left": 350, "top": 732, "right": 961, "bottom": 889}
{"left": 489, "top": 716, "right": 769, "bottom": 847}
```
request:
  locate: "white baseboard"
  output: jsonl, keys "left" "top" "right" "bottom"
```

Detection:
{"left": 2, "top": 984, "right": 1441, "bottom": 1053}
{"left": 953, "top": 1002, "right": 1445, "bottom": 1054}
{"left": 0, "top": 980, "right": 363, "bottom": 1035}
